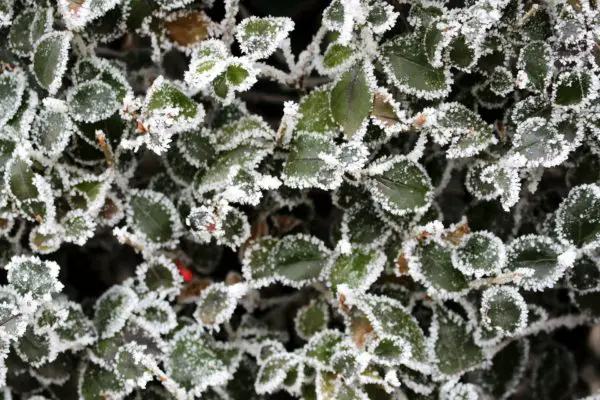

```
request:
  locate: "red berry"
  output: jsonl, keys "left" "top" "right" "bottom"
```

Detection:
{"left": 175, "top": 260, "right": 193, "bottom": 282}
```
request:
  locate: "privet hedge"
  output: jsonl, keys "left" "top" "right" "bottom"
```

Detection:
{"left": 1, "top": 0, "right": 600, "bottom": 399}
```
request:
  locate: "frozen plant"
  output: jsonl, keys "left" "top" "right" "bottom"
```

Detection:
{"left": 1, "top": 0, "right": 600, "bottom": 399}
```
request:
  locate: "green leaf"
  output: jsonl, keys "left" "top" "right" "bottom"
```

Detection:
{"left": 447, "top": 35, "right": 476, "bottom": 70}
{"left": 477, "top": 339, "right": 528, "bottom": 399}
{"left": 556, "top": 184, "right": 600, "bottom": 248}
{"left": 452, "top": 232, "right": 506, "bottom": 278}
{"left": 166, "top": 326, "right": 235, "bottom": 394}
{"left": 568, "top": 254, "right": 600, "bottom": 292}
{"left": 16, "top": 327, "right": 54, "bottom": 368}
{"left": 554, "top": 70, "right": 593, "bottom": 107}
{"left": 79, "top": 362, "right": 125, "bottom": 400}
{"left": 33, "top": 31, "right": 72, "bottom": 95}
{"left": 434, "top": 307, "right": 484, "bottom": 376}
{"left": 255, "top": 353, "right": 297, "bottom": 394}
{"left": 236, "top": 16, "right": 294, "bottom": 59}
{"left": 329, "top": 63, "right": 373, "bottom": 138}
{"left": 408, "top": 239, "right": 470, "bottom": 297}
{"left": 321, "top": 42, "right": 355, "bottom": 72}
{"left": 352, "top": 293, "right": 428, "bottom": 366}
{"left": 381, "top": 33, "right": 451, "bottom": 99}
{"left": 136, "top": 256, "right": 183, "bottom": 297}
{"left": 517, "top": 41, "right": 553, "bottom": 92}
{"left": 128, "top": 190, "right": 181, "bottom": 245}
{"left": 145, "top": 76, "right": 202, "bottom": 131}
{"left": 30, "top": 105, "right": 74, "bottom": 158}
{"left": 194, "top": 283, "right": 244, "bottom": 329}
{"left": 0, "top": 70, "right": 26, "bottom": 129}
{"left": 368, "top": 156, "right": 433, "bottom": 216}
{"left": 506, "top": 235, "right": 572, "bottom": 291}
{"left": 8, "top": 9, "right": 35, "bottom": 55}
{"left": 5, "top": 157, "right": 38, "bottom": 202}
{"left": 325, "top": 247, "right": 385, "bottom": 292}
{"left": 243, "top": 234, "right": 330, "bottom": 288}
{"left": 5, "top": 255, "right": 62, "bottom": 301}
{"left": 481, "top": 286, "right": 528, "bottom": 335}
{"left": 294, "top": 300, "right": 329, "bottom": 340}
{"left": 510, "top": 117, "right": 567, "bottom": 167}
{"left": 68, "top": 80, "right": 119, "bottom": 123}
{"left": 296, "top": 89, "right": 338, "bottom": 135}
{"left": 94, "top": 285, "right": 138, "bottom": 339}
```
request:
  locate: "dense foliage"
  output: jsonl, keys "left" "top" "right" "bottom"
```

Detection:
{"left": 1, "top": 0, "right": 600, "bottom": 398}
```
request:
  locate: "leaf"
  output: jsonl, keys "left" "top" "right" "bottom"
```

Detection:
{"left": 185, "top": 39, "right": 229, "bottom": 89}
{"left": 407, "top": 238, "right": 470, "bottom": 298}
{"left": 329, "top": 63, "right": 373, "bottom": 138}
{"left": 236, "top": 16, "right": 294, "bottom": 59}
{"left": 282, "top": 132, "right": 340, "bottom": 190}
{"left": 554, "top": 70, "right": 593, "bottom": 107}
{"left": 477, "top": 339, "right": 529, "bottom": 399}
{"left": 381, "top": 33, "right": 451, "bottom": 99}
{"left": 5, "top": 156, "right": 38, "bottom": 203}
{"left": 294, "top": 300, "right": 329, "bottom": 340}
{"left": 162, "top": 10, "right": 210, "bottom": 47}
{"left": 351, "top": 293, "right": 428, "bottom": 369}
{"left": 61, "top": 209, "right": 96, "bottom": 246}
{"left": 30, "top": 104, "right": 74, "bottom": 158}
{"left": 255, "top": 353, "right": 298, "bottom": 394}
{"left": 434, "top": 307, "right": 484, "bottom": 376}
{"left": 16, "top": 327, "right": 54, "bottom": 368}
{"left": 94, "top": 285, "right": 138, "bottom": 339}
{"left": 324, "top": 247, "right": 385, "bottom": 293}
{"left": 480, "top": 286, "right": 528, "bottom": 335}
{"left": 33, "top": 31, "right": 72, "bottom": 95}
{"left": 447, "top": 35, "right": 476, "bottom": 70}
{"left": 555, "top": 184, "right": 600, "bottom": 249}
{"left": 509, "top": 117, "right": 568, "bottom": 168}
{"left": 68, "top": 80, "right": 119, "bottom": 123}
{"left": 0, "top": 287, "right": 28, "bottom": 340}
{"left": 452, "top": 231, "right": 506, "bottom": 278}
{"left": 243, "top": 234, "right": 330, "bottom": 288}
{"left": 194, "top": 283, "right": 246, "bottom": 329}
{"left": 5, "top": 255, "right": 62, "bottom": 302}
{"left": 489, "top": 66, "right": 514, "bottom": 96}
{"left": 177, "top": 129, "right": 215, "bottom": 168}
{"left": 166, "top": 326, "right": 235, "bottom": 395}
{"left": 296, "top": 89, "right": 338, "bottom": 135}
{"left": 134, "top": 297, "right": 177, "bottom": 334}
{"left": 79, "top": 362, "right": 125, "bottom": 400}
{"left": 127, "top": 189, "right": 181, "bottom": 245}
{"left": 424, "top": 102, "right": 496, "bottom": 158}
{"left": 517, "top": 41, "right": 553, "bottom": 92}
{"left": 0, "top": 70, "right": 26, "bottom": 129}
{"left": 8, "top": 9, "right": 35, "bottom": 55}
{"left": 506, "top": 235, "right": 573, "bottom": 291}
{"left": 321, "top": 42, "right": 356, "bottom": 73}
{"left": 568, "top": 254, "right": 600, "bottom": 292}
{"left": 367, "top": 156, "right": 433, "bottom": 216}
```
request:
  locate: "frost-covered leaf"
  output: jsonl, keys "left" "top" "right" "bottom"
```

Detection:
{"left": 476, "top": 339, "right": 528, "bottom": 399}
{"left": 5, "top": 255, "right": 62, "bottom": 302}
{"left": 281, "top": 132, "right": 341, "bottom": 190}
{"left": 366, "top": 2, "right": 398, "bottom": 34}
{"left": 531, "top": 343, "right": 576, "bottom": 400}
{"left": 367, "top": 156, "right": 433, "bottom": 216}
{"left": 0, "top": 287, "right": 28, "bottom": 340}
{"left": 0, "top": 70, "right": 26, "bottom": 130}
{"left": 348, "top": 292, "right": 428, "bottom": 369}
{"left": 329, "top": 63, "right": 373, "bottom": 139}
{"left": 94, "top": 284, "right": 138, "bottom": 339}
{"left": 125, "top": 189, "right": 182, "bottom": 247}
{"left": 568, "top": 254, "right": 600, "bottom": 292}
{"left": 452, "top": 231, "right": 506, "bottom": 278}
{"left": 68, "top": 80, "right": 119, "bottom": 123}
{"left": 423, "top": 103, "right": 496, "bottom": 158}
{"left": 324, "top": 247, "right": 385, "bottom": 293}
{"left": 166, "top": 325, "right": 237, "bottom": 395}
{"left": 556, "top": 184, "right": 600, "bottom": 249}
{"left": 78, "top": 362, "right": 125, "bottom": 400}
{"left": 185, "top": 39, "right": 229, "bottom": 89}
{"left": 517, "top": 41, "right": 553, "bottom": 92}
{"left": 294, "top": 300, "right": 329, "bottom": 340}
{"left": 255, "top": 353, "right": 298, "bottom": 394}
{"left": 434, "top": 307, "right": 484, "bottom": 376}
{"left": 32, "top": 31, "right": 72, "bottom": 95}
{"left": 113, "top": 343, "right": 153, "bottom": 391}
{"left": 54, "top": 301, "right": 97, "bottom": 352}
{"left": 489, "top": 66, "right": 514, "bottom": 96}
{"left": 381, "top": 33, "right": 451, "bottom": 99}
{"left": 243, "top": 234, "right": 330, "bottom": 288}
{"left": 506, "top": 235, "right": 573, "bottom": 291}
{"left": 406, "top": 238, "right": 469, "bottom": 298}
{"left": 194, "top": 283, "right": 246, "bottom": 329}
{"left": 30, "top": 101, "right": 74, "bottom": 158}
{"left": 15, "top": 327, "right": 54, "bottom": 368}
{"left": 236, "top": 16, "right": 294, "bottom": 59}
{"left": 554, "top": 70, "right": 594, "bottom": 107}
{"left": 480, "top": 286, "right": 528, "bottom": 335}
{"left": 134, "top": 297, "right": 177, "bottom": 335}
{"left": 61, "top": 209, "right": 95, "bottom": 245}
{"left": 320, "top": 42, "right": 356, "bottom": 74}
{"left": 295, "top": 89, "right": 338, "bottom": 135}
{"left": 508, "top": 117, "right": 569, "bottom": 168}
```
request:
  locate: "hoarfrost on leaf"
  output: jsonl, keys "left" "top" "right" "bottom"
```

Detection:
{"left": 236, "top": 16, "right": 295, "bottom": 60}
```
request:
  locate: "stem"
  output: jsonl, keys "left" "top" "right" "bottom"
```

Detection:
{"left": 95, "top": 131, "right": 116, "bottom": 168}
{"left": 516, "top": 4, "right": 539, "bottom": 27}
{"left": 221, "top": 0, "right": 240, "bottom": 47}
